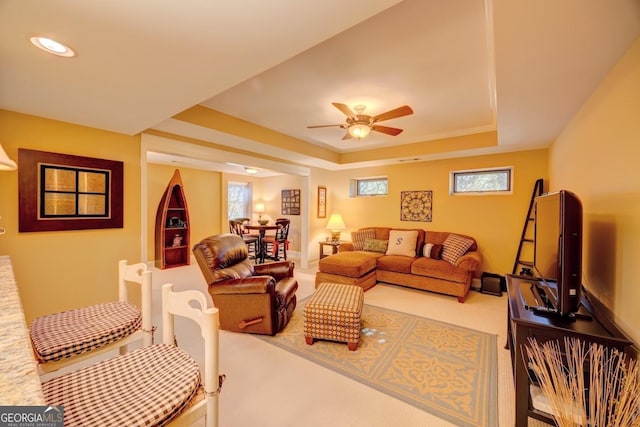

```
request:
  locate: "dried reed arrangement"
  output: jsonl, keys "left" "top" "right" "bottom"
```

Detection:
{"left": 525, "top": 337, "right": 639, "bottom": 427}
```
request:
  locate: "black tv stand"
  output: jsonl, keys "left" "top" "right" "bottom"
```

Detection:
{"left": 519, "top": 279, "right": 593, "bottom": 321}
{"left": 506, "top": 274, "right": 632, "bottom": 426}
{"left": 568, "top": 306, "right": 593, "bottom": 321}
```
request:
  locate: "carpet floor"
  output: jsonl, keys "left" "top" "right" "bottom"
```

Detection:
{"left": 257, "top": 301, "right": 498, "bottom": 427}
{"left": 146, "top": 262, "right": 552, "bottom": 426}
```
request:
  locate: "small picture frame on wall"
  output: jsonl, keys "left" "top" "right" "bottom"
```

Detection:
{"left": 400, "top": 190, "right": 433, "bottom": 222}
{"left": 317, "top": 186, "right": 326, "bottom": 218}
{"left": 281, "top": 189, "right": 301, "bottom": 215}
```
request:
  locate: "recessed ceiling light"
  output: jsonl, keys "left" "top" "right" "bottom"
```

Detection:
{"left": 29, "top": 36, "right": 76, "bottom": 57}
{"left": 245, "top": 167, "right": 258, "bottom": 175}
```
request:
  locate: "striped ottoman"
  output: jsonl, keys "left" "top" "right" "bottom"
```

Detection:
{"left": 304, "top": 282, "right": 364, "bottom": 351}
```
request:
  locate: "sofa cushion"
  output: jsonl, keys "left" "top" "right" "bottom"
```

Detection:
{"left": 386, "top": 230, "right": 419, "bottom": 257}
{"left": 411, "top": 257, "right": 470, "bottom": 283}
{"left": 318, "top": 251, "right": 381, "bottom": 278}
{"left": 422, "top": 243, "right": 443, "bottom": 259}
{"left": 442, "top": 234, "right": 475, "bottom": 265}
{"left": 426, "top": 231, "right": 477, "bottom": 251}
{"left": 376, "top": 255, "right": 414, "bottom": 274}
{"left": 351, "top": 228, "right": 376, "bottom": 251}
{"left": 363, "top": 238, "right": 388, "bottom": 253}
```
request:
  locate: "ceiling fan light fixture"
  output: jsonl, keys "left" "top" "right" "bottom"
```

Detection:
{"left": 348, "top": 123, "right": 371, "bottom": 140}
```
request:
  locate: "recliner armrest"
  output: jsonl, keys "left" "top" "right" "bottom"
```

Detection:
{"left": 254, "top": 261, "right": 294, "bottom": 280}
{"left": 209, "top": 276, "right": 276, "bottom": 295}
{"left": 275, "top": 277, "right": 298, "bottom": 301}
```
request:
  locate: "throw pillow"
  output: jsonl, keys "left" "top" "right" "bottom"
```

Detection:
{"left": 386, "top": 230, "right": 419, "bottom": 257}
{"left": 351, "top": 228, "right": 376, "bottom": 251}
{"left": 363, "top": 238, "right": 388, "bottom": 253}
{"left": 442, "top": 234, "right": 474, "bottom": 265}
{"left": 423, "top": 243, "right": 443, "bottom": 259}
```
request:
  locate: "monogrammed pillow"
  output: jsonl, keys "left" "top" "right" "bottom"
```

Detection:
{"left": 385, "top": 230, "right": 419, "bottom": 257}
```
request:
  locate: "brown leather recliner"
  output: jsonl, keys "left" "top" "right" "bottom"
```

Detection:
{"left": 192, "top": 233, "right": 298, "bottom": 335}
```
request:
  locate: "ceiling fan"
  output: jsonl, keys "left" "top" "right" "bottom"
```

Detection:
{"left": 308, "top": 103, "right": 414, "bottom": 140}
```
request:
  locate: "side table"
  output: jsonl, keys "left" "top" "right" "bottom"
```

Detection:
{"left": 319, "top": 240, "right": 343, "bottom": 259}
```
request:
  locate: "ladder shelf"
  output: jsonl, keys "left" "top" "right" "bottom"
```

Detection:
{"left": 512, "top": 178, "right": 544, "bottom": 275}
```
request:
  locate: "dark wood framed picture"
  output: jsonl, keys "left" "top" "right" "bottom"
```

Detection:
{"left": 317, "top": 186, "right": 326, "bottom": 218}
{"left": 281, "top": 189, "right": 300, "bottom": 215}
{"left": 18, "top": 149, "right": 124, "bottom": 232}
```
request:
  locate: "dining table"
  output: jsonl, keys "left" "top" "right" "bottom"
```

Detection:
{"left": 243, "top": 223, "right": 280, "bottom": 264}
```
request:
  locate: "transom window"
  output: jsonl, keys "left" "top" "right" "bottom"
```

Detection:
{"left": 350, "top": 177, "right": 388, "bottom": 197}
{"left": 450, "top": 167, "right": 512, "bottom": 194}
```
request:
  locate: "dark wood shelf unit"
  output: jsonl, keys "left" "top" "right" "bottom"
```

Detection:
{"left": 155, "top": 169, "right": 190, "bottom": 269}
{"left": 506, "top": 274, "right": 633, "bottom": 426}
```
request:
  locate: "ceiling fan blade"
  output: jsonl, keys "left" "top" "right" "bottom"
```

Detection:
{"left": 307, "top": 124, "right": 344, "bottom": 129}
{"left": 372, "top": 125, "right": 403, "bottom": 136}
{"left": 332, "top": 102, "right": 356, "bottom": 118}
{"left": 342, "top": 132, "right": 353, "bottom": 140}
{"left": 372, "top": 105, "right": 414, "bottom": 123}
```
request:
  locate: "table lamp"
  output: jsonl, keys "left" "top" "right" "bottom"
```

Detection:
{"left": 255, "top": 203, "right": 268, "bottom": 225}
{"left": 326, "top": 213, "right": 345, "bottom": 242}
{"left": 0, "top": 144, "right": 17, "bottom": 171}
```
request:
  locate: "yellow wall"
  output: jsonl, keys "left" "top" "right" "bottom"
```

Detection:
{"left": 549, "top": 36, "right": 640, "bottom": 342}
{"left": 0, "top": 110, "right": 141, "bottom": 323}
{"left": 306, "top": 150, "right": 548, "bottom": 276}
{"left": 147, "top": 164, "right": 222, "bottom": 261}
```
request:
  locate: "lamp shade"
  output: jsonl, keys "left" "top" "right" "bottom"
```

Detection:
{"left": 326, "top": 214, "right": 346, "bottom": 231}
{"left": 0, "top": 144, "right": 17, "bottom": 170}
{"left": 254, "top": 203, "right": 265, "bottom": 213}
{"left": 326, "top": 213, "right": 345, "bottom": 242}
{"left": 348, "top": 124, "right": 371, "bottom": 139}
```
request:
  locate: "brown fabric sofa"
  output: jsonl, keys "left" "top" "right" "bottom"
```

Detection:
{"left": 315, "top": 227, "right": 481, "bottom": 302}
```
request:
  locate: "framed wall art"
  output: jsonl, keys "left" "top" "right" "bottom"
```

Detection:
{"left": 400, "top": 190, "right": 433, "bottom": 222}
{"left": 18, "top": 149, "right": 124, "bottom": 232}
{"left": 317, "top": 186, "right": 326, "bottom": 218}
{"left": 281, "top": 189, "right": 300, "bottom": 215}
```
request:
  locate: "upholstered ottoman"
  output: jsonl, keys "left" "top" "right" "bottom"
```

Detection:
{"left": 315, "top": 251, "right": 381, "bottom": 291}
{"left": 304, "top": 282, "right": 364, "bottom": 351}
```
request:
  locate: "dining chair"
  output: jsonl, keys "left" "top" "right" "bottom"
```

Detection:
{"left": 234, "top": 217, "right": 259, "bottom": 237}
{"left": 229, "top": 219, "right": 258, "bottom": 259}
{"left": 263, "top": 218, "right": 290, "bottom": 261}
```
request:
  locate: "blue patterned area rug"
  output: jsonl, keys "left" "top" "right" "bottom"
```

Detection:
{"left": 257, "top": 302, "right": 497, "bottom": 427}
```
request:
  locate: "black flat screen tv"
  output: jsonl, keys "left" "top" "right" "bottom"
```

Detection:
{"left": 533, "top": 190, "right": 583, "bottom": 316}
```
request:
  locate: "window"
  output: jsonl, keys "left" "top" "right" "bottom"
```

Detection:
{"left": 450, "top": 167, "right": 512, "bottom": 194}
{"left": 228, "top": 181, "right": 252, "bottom": 219}
{"left": 350, "top": 177, "right": 388, "bottom": 197}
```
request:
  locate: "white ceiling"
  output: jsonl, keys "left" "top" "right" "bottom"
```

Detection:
{"left": 1, "top": 0, "right": 639, "bottom": 173}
